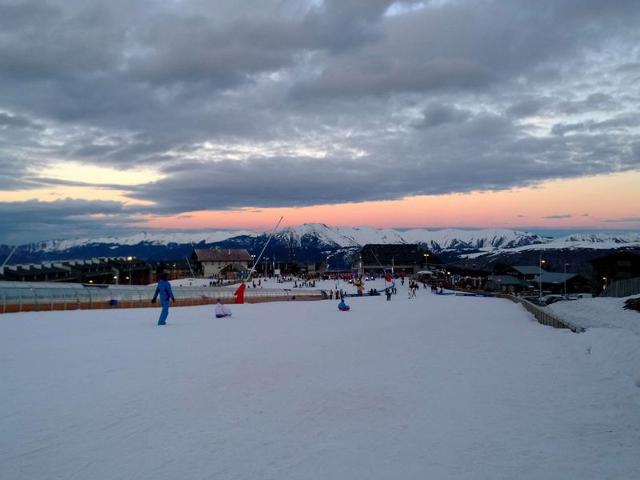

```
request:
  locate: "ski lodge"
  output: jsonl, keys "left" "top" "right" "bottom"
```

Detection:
{"left": 192, "top": 248, "right": 252, "bottom": 278}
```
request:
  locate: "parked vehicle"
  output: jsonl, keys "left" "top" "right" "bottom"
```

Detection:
{"left": 541, "top": 294, "right": 565, "bottom": 305}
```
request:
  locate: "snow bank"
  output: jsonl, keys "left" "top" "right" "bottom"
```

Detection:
{"left": 549, "top": 295, "right": 640, "bottom": 334}
{"left": 549, "top": 295, "right": 640, "bottom": 389}
{"left": 1, "top": 286, "right": 639, "bottom": 479}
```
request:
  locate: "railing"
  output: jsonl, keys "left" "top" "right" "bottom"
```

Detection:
{"left": 601, "top": 277, "right": 640, "bottom": 298}
{"left": 0, "top": 281, "right": 327, "bottom": 314}
{"left": 496, "top": 294, "right": 585, "bottom": 333}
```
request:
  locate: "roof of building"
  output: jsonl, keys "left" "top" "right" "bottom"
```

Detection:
{"left": 533, "top": 272, "right": 581, "bottom": 284}
{"left": 510, "top": 265, "right": 547, "bottom": 275}
{"left": 193, "top": 248, "right": 252, "bottom": 262}
{"left": 487, "top": 275, "right": 528, "bottom": 286}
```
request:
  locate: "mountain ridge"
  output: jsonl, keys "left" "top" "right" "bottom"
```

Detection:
{"left": 2, "top": 224, "right": 639, "bottom": 267}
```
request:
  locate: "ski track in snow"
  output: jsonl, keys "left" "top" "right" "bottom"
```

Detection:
{"left": 1, "top": 280, "right": 639, "bottom": 480}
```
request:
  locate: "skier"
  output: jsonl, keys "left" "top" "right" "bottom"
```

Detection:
{"left": 385, "top": 288, "right": 392, "bottom": 301}
{"left": 214, "top": 299, "right": 232, "bottom": 318}
{"left": 152, "top": 272, "right": 175, "bottom": 326}
{"left": 234, "top": 281, "right": 247, "bottom": 304}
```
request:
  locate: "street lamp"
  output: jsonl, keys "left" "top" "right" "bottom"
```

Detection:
{"left": 563, "top": 262, "right": 569, "bottom": 297}
{"left": 539, "top": 255, "right": 546, "bottom": 300}
{"left": 125, "top": 256, "right": 133, "bottom": 285}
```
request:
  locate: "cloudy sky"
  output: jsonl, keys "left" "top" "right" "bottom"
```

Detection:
{"left": 1, "top": 0, "right": 640, "bottom": 244}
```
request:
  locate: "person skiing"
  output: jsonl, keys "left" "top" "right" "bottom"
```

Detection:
{"left": 385, "top": 288, "right": 392, "bottom": 301}
{"left": 152, "top": 272, "right": 175, "bottom": 326}
{"left": 234, "top": 281, "right": 247, "bottom": 304}
{"left": 214, "top": 299, "right": 232, "bottom": 318}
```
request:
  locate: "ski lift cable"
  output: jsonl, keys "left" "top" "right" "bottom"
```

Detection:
{"left": 366, "top": 246, "right": 396, "bottom": 288}
{"left": 246, "top": 216, "right": 284, "bottom": 282}
{"left": 1, "top": 245, "right": 19, "bottom": 269}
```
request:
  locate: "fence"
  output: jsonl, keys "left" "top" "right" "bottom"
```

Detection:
{"left": 0, "top": 281, "right": 327, "bottom": 314}
{"left": 497, "top": 294, "right": 585, "bottom": 333}
{"left": 601, "top": 277, "right": 640, "bottom": 298}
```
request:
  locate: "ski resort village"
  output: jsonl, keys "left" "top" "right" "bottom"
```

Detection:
{"left": 3, "top": 1, "right": 640, "bottom": 478}
{"left": 1, "top": 225, "right": 640, "bottom": 479}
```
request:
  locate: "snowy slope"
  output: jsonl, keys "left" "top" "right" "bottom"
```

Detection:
{"left": 2, "top": 288, "right": 639, "bottom": 479}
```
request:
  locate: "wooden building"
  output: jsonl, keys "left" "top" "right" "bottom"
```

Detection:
{"left": 496, "top": 265, "right": 546, "bottom": 281}
{"left": 484, "top": 275, "right": 529, "bottom": 293}
{"left": 532, "top": 272, "right": 591, "bottom": 294}
{"left": 192, "top": 248, "right": 252, "bottom": 278}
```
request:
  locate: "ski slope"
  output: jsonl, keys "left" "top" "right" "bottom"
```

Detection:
{"left": 1, "top": 284, "right": 639, "bottom": 480}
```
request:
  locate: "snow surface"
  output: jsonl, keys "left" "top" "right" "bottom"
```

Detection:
{"left": 2, "top": 283, "right": 640, "bottom": 480}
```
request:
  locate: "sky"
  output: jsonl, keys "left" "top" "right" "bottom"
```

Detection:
{"left": 1, "top": 0, "right": 640, "bottom": 244}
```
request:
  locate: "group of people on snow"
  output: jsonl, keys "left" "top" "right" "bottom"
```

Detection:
{"left": 152, "top": 271, "right": 438, "bottom": 325}
{"left": 152, "top": 273, "right": 242, "bottom": 326}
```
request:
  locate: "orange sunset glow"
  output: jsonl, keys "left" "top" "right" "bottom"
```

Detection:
{"left": 139, "top": 171, "right": 640, "bottom": 232}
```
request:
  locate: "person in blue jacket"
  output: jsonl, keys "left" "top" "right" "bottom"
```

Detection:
{"left": 152, "top": 272, "right": 175, "bottom": 326}
{"left": 338, "top": 298, "right": 350, "bottom": 311}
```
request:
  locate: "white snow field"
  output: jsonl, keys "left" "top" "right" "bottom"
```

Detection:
{"left": 2, "top": 285, "right": 639, "bottom": 480}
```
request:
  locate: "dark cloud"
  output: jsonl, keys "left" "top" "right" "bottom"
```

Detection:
{"left": 543, "top": 214, "right": 573, "bottom": 219}
{"left": 0, "top": 112, "right": 41, "bottom": 130}
{"left": 1, "top": 0, "right": 640, "bottom": 242}
{"left": 416, "top": 104, "right": 471, "bottom": 128}
{"left": 0, "top": 198, "right": 133, "bottom": 244}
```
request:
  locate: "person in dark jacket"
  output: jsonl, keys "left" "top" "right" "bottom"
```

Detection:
{"left": 152, "top": 272, "right": 175, "bottom": 326}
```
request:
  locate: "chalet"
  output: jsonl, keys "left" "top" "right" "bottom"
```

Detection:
{"left": 497, "top": 265, "right": 546, "bottom": 281}
{"left": 192, "top": 248, "right": 252, "bottom": 278}
{"left": 531, "top": 272, "right": 591, "bottom": 294}
{"left": 484, "top": 275, "right": 529, "bottom": 293}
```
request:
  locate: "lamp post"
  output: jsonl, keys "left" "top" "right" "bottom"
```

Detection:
{"left": 539, "top": 254, "right": 546, "bottom": 300}
{"left": 564, "top": 262, "right": 569, "bottom": 297}
{"left": 127, "top": 256, "right": 133, "bottom": 285}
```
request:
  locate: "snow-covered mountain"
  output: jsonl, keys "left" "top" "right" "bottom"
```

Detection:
{"left": 4, "top": 224, "right": 639, "bottom": 266}
{"left": 473, "top": 231, "right": 640, "bottom": 256}
{"left": 400, "top": 228, "right": 549, "bottom": 251}
{"left": 273, "top": 224, "right": 408, "bottom": 249}
{"left": 28, "top": 230, "right": 257, "bottom": 253}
